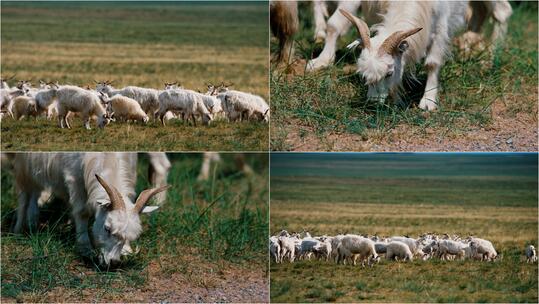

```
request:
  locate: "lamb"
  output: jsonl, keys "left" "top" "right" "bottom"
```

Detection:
{"left": 157, "top": 89, "right": 213, "bottom": 126}
{"left": 96, "top": 81, "right": 160, "bottom": 119}
{"left": 386, "top": 241, "right": 414, "bottom": 262}
{"left": 9, "top": 95, "right": 38, "bottom": 120}
{"left": 335, "top": 1, "right": 510, "bottom": 110}
{"left": 525, "top": 245, "right": 537, "bottom": 263}
{"left": 337, "top": 235, "right": 379, "bottom": 266}
{"left": 10, "top": 152, "right": 169, "bottom": 266}
{"left": 56, "top": 85, "right": 112, "bottom": 129}
{"left": 270, "top": 1, "right": 299, "bottom": 65}
{"left": 217, "top": 90, "right": 269, "bottom": 122}
{"left": 98, "top": 93, "right": 149, "bottom": 124}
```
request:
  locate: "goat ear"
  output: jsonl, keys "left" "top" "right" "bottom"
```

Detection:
{"left": 140, "top": 205, "right": 159, "bottom": 214}
{"left": 398, "top": 40, "right": 409, "bottom": 53}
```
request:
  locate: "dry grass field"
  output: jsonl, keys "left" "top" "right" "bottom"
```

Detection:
{"left": 270, "top": 153, "right": 538, "bottom": 302}
{"left": 1, "top": 1, "right": 269, "bottom": 151}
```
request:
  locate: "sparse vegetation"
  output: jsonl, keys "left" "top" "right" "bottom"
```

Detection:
{"left": 1, "top": 153, "right": 269, "bottom": 302}
{"left": 270, "top": 2, "right": 538, "bottom": 151}
{"left": 1, "top": 1, "right": 269, "bottom": 151}
{"left": 270, "top": 153, "right": 538, "bottom": 302}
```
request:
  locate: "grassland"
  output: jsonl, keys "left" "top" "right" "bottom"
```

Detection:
{"left": 1, "top": 1, "right": 269, "bottom": 151}
{"left": 270, "top": 2, "right": 538, "bottom": 151}
{"left": 1, "top": 153, "right": 269, "bottom": 302}
{"left": 270, "top": 153, "right": 538, "bottom": 302}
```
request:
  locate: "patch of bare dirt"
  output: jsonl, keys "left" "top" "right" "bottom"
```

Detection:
{"left": 283, "top": 95, "right": 538, "bottom": 152}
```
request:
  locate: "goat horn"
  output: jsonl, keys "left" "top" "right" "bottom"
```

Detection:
{"left": 95, "top": 174, "right": 126, "bottom": 211}
{"left": 133, "top": 185, "right": 170, "bottom": 213}
{"left": 339, "top": 9, "right": 370, "bottom": 49}
{"left": 379, "top": 27, "right": 422, "bottom": 55}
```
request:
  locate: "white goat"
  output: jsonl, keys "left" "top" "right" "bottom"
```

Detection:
{"left": 98, "top": 93, "right": 149, "bottom": 124}
{"left": 217, "top": 90, "right": 269, "bottom": 122}
{"left": 270, "top": 236, "right": 281, "bottom": 263}
{"left": 34, "top": 84, "right": 59, "bottom": 119}
{"left": 337, "top": 235, "right": 379, "bottom": 266}
{"left": 469, "top": 237, "right": 498, "bottom": 261}
{"left": 96, "top": 82, "right": 160, "bottom": 119}
{"left": 56, "top": 85, "right": 112, "bottom": 129}
{"left": 386, "top": 241, "right": 414, "bottom": 261}
{"left": 157, "top": 89, "right": 213, "bottom": 126}
{"left": 10, "top": 152, "right": 169, "bottom": 266}
{"left": 339, "top": 2, "right": 469, "bottom": 110}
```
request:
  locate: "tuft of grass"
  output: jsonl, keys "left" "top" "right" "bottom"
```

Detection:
{"left": 1, "top": 153, "right": 269, "bottom": 302}
{"left": 270, "top": 2, "right": 538, "bottom": 151}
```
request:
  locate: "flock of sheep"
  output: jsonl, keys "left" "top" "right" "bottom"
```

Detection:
{"left": 270, "top": 230, "right": 538, "bottom": 266}
{"left": 0, "top": 77, "right": 269, "bottom": 129}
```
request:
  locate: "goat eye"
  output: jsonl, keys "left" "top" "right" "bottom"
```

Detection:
{"left": 104, "top": 226, "right": 111, "bottom": 234}
{"left": 386, "top": 71, "right": 393, "bottom": 78}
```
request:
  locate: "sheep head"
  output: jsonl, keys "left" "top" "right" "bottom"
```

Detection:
{"left": 93, "top": 174, "right": 170, "bottom": 266}
{"left": 339, "top": 9, "right": 422, "bottom": 103}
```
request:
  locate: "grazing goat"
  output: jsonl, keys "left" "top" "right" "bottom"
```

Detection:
{"left": 99, "top": 93, "right": 149, "bottom": 124}
{"left": 157, "top": 89, "right": 213, "bottom": 126}
{"left": 270, "top": 1, "right": 299, "bottom": 65}
{"left": 339, "top": 1, "right": 469, "bottom": 110}
{"left": 217, "top": 90, "right": 269, "bottom": 122}
{"left": 386, "top": 241, "right": 414, "bottom": 261}
{"left": 96, "top": 81, "right": 160, "bottom": 119}
{"left": 56, "top": 85, "right": 112, "bottom": 129}
{"left": 337, "top": 235, "right": 379, "bottom": 266}
{"left": 10, "top": 153, "right": 169, "bottom": 266}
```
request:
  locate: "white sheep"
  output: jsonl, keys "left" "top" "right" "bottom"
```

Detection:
{"left": 217, "top": 90, "right": 269, "bottom": 122}
{"left": 10, "top": 152, "right": 169, "bottom": 266}
{"left": 525, "top": 245, "right": 537, "bottom": 263}
{"left": 337, "top": 235, "right": 379, "bottom": 267}
{"left": 157, "top": 89, "right": 213, "bottom": 126}
{"left": 98, "top": 93, "right": 149, "bottom": 124}
{"left": 56, "top": 85, "right": 112, "bottom": 129}
{"left": 390, "top": 236, "right": 424, "bottom": 257}
{"left": 434, "top": 240, "right": 466, "bottom": 260}
{"left": 386, "top": 241, "right": 414, "bottom": 262}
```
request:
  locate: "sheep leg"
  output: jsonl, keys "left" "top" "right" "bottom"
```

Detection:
{"left": 306, "top": 0, "right": 361, "bottom": 71}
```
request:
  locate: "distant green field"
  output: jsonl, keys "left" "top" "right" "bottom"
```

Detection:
{"left": 1, "top": 153, "right": 269, "bottom": 302}
{"left": 270, "top": 153, "right": 538, "bottom": 302}
{"left": 1, "top": 1, "right": 269, "bottom": 151}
